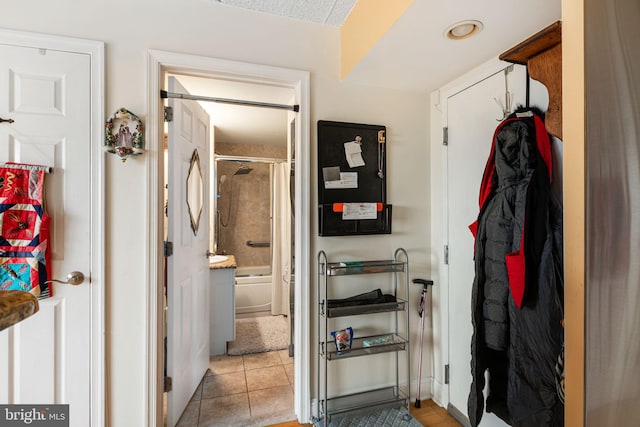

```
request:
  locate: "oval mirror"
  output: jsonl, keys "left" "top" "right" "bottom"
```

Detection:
{"left": 186, "top": 149, "right": 203, "bottom": 235}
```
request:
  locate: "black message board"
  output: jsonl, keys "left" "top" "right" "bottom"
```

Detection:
{"left": 317, "top": 120, "right": 390, "bottom": 236}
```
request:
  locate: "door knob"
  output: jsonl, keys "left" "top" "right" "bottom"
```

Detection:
{"left": 45, "top": 271, "right": 85, "bottom": 286}
{"left": 206, "top": 250, "right": 215, "bottom": 257}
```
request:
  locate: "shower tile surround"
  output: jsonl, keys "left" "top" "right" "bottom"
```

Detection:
{"left": 175, "top": 350, "right": 295, "bottom": 426}
{"left": 215, "top": 142, "right": 287, "bottom": 269}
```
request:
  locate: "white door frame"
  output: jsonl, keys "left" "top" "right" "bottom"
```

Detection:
{"left": 145, "top": 50, "right": 311, "bottom": 425}
{"left": 0, "top": 28, "right": 105, "bottom": 426}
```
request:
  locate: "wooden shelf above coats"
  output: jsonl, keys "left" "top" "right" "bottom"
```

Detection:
{"left": 500, "top": 21, "right": 562, "bottom": 139}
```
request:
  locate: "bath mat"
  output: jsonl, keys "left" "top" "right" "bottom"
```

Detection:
{"left": 313, "top": 407, "right": 422, "bottom": 427}
{"left": 227, "top": 315, "right": 289, "bottom": 355}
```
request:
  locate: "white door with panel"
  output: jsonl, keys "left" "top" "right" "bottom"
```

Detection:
{"left": 446, "top": 66, "right": 528, "bottom": 426}
{"left": 0, "top": 42, "right": 93, "bottom": 425}
{"left": 166, "top": 76, "right": 211, "bottom": 426}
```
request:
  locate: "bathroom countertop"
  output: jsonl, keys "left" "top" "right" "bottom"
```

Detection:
{"left": 0, "top": 290, "right": 39, "bottom": 331}
{"left": 210, "top": 255, "right": 237, "bottom": 270}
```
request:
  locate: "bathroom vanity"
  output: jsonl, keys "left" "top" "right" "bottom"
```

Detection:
{"left": 209, "top": 255, "right": 237, "bottom": 355}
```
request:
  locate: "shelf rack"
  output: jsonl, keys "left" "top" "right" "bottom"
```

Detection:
{"left": 315, "top": 248, "right": 410, "bottom": 426}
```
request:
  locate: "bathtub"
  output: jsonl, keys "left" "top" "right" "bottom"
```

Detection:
{"left": 235, "top": 265, "right": 272, "bottom": 314}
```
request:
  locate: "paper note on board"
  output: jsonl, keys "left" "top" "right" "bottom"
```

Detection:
{"left": 342, "top": 202, "right": 377, "bottom": 220}
{"left": 324, "top": 172, "right": 358, "bottom": 189}
{"left": 344, "top": 141, "right": 365, "bottom": 168}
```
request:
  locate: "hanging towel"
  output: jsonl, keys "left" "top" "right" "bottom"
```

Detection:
{"left": 0, "top": 163, "right": 52, "bottom": 298}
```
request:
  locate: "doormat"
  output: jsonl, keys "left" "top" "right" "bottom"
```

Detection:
{"left": 227, "top": 315, "right": 289, "bottom": 356}
{"left": 313, "top": 407, "right": 422, "bottom": 427}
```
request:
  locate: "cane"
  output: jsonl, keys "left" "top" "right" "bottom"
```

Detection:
{"left": 412, "top": 278, "right": 434, "bottom": 408}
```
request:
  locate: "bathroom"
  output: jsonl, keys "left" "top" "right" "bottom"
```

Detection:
{"left": 169, "top": 72, "right": 295, "bottom": 338}
{"left": 215, "top": 151, "right": 292, "bottom": 324}
{"left": 164, "top": 73, "right": 297, "bottom": 424}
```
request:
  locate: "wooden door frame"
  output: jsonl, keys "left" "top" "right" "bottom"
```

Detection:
{"left": 145, "top": 50, "right": 311, "bottom": 425}
{"left": 0, "top": 28, "right": 105, "bottom": 426}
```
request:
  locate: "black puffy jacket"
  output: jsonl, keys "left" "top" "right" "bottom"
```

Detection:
{"left": 468, "top": 111, "right": 564, "bottom": 427}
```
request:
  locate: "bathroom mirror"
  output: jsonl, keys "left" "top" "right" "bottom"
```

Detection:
{"left": 187, "top": 149, "right": 204, "bottom": 235}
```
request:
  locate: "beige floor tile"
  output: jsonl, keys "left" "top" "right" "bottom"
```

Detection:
{"left": 208, "top": 354, "right": 245, "bottom": 376}
{"left": 248, "top": 385, "right": 294, "bottom": 419}
{"left": 176, "top": 400, "right": 200, "bottom": 427}
{"left": 277, "top": 349, "right": 293, "bottom": 365}
{"left": 202, "top": 371, "right": 247, "bottom": 399}
{"left": 243, "top": 351, "right": 282, "bottom": 371}
{"left": 283, "top": 363, "right": 294, "bottom": 385}
{"left": 245, "top": 365, "right": 289, "bottom": 391}
{"left": 198, "top": 394, "right": 251, "bottom": 427}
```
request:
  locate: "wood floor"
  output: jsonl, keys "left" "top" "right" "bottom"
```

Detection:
{"left": 268, "top": 400, "right": 462, "bottom": 426}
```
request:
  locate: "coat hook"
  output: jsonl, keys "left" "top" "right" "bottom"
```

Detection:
{"left": 494, "top": 97, "right": 508, "bottom": 121}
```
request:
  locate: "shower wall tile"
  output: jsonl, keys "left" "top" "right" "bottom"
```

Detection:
{"left": 215, "top": 142, "right": 286, "bottom": 268}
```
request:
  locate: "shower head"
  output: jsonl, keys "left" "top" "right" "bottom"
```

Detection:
{"left": 234, "top": 165, "right": 252, "bottom": 175}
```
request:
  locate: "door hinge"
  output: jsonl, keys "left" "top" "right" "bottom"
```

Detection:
{"left": 443, "top": 127, "right": 448, "bottom": 146}
{"left": 164, "top": 241, "right": 173, "bottom": 257}
{"left": 445, "top": 364, "right": 450, "bottom": 385}
{"left": 444, "top": 245, "right": 449, "bottom": 265}
{"left": 164, "top": 106, "right": 173, "bottom": 122}
{"left": 164, "top": 376, "right": 172, "bottom": 392}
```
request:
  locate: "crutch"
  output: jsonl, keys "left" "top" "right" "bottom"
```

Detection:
{"left": 412, "top": 278, "right": 434, "bottom": 408}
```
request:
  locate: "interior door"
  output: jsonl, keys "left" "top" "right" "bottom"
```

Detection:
{"left": 446, "top": 66, "right": 527, "bottom": 426}
{"left": 166, "top": 76, "right": 211, "bottom": 426}
{"left": 0, "top": 43, "right": 92, "bottom": 425}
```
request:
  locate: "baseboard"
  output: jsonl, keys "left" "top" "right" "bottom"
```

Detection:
{"left": 447, "top": 403, "right": 471, "bottom": 427}
{"left": 430, "top": 377, "right": 449, "bottom": 408}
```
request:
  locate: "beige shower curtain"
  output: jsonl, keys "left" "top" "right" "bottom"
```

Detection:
{"left": 271, "top": 162, "right": 290, "bottom": 316}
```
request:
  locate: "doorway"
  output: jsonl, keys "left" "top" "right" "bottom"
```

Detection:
{"left": 147, "top": 50, "right": 311, "bottom": 426}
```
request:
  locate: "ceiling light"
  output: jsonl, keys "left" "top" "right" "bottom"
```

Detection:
{"left": 444, "top": 20, "right": 483, "bottom": 40}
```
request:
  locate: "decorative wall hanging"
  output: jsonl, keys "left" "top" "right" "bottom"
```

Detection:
{"left": 0, "top": 163, "right": 52, "bottom": 299}
{"left": 104, "top": 107, "right": 144, "bottom": 162}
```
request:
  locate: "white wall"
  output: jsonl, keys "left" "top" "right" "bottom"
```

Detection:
{"left": 1, "top": 2, "right": 431, "bottom": 425}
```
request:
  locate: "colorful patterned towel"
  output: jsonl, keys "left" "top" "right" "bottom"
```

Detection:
{"left": 0, "top": 163, "right": 51, "bottom": 298}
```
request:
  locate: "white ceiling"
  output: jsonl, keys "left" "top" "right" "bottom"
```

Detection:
{"left": 213, "top": 0, "right": 358, "bottom": 26}
{"left": 343, "top": 1, "right": 561, "bottom": 93}
{"left": 180, "top": 1, "right": 561, "bottom": 147}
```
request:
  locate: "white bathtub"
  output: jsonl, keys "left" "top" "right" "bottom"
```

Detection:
{"left": 235, "top": 265, "right": 272, "bottom": 314}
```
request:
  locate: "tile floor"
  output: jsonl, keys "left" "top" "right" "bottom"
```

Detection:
{"left": 175, "top": 349, "right": 295, "bottom": 427}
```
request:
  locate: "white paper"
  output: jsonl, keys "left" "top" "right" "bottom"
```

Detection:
{"left": 344, "top": 141, "right": 365, "bottom": 168}
{"left": 324, "top": 172, "right": 358, "bottom": 189}
{"left": 342, "top": 202, "right": 377, "bottom": 220}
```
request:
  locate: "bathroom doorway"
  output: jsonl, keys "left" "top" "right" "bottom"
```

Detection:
{"left": 162, "top": 72, "right": 298, "bottom": 425}
{"left": 148, "top": 51, "right": 311, "bottom": 426}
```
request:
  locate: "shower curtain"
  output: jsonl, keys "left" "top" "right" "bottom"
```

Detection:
{"left": 271, "top": 162, "right": 290, "bottom": 316}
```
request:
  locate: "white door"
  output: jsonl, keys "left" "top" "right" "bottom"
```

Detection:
{"left": 446, "top": 66, "right": 527, "bottom": 426}
{"left": 0, "top": 42, "right": 93, "bottom": 425}
{"left": 166, "top": 76, "right": 211, "bottom": 426}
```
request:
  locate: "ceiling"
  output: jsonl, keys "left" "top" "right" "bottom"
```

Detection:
{"left": 182, "top": 1, "right": 561, "bottom": 147}
{"left": 343, "top": 1, "right": 561, "bottom": 92}
{"left": 213, "top": 0, "right": 358, "bottom": 26}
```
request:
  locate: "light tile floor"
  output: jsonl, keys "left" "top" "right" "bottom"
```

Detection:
{"left": 175, "top": 349, "right": 295, "bottom": 427}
